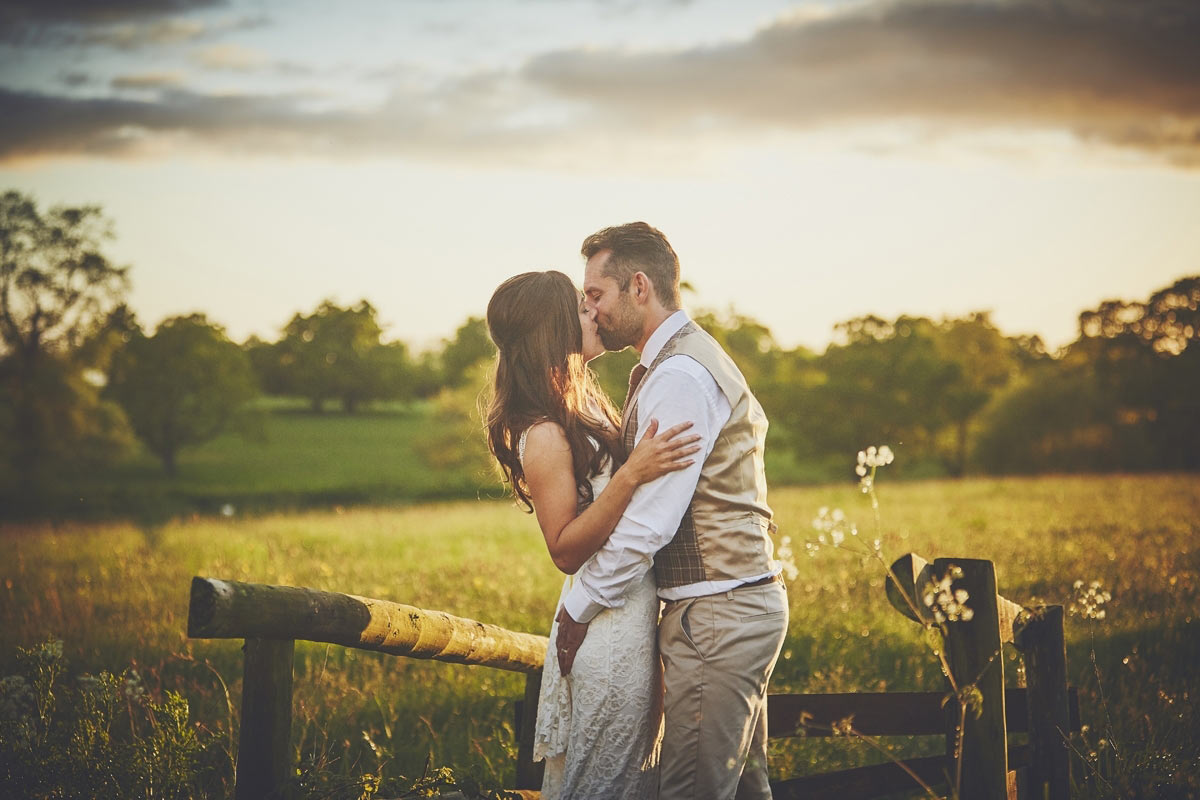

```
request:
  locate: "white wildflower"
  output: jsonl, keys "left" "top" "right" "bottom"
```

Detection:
{"left": 810, "top": 506, "right": 856, "bottom": 550}
{"left": 776, "top": 535, "right": 800, "bottom": 582}
{"left": 1069, "top": 579, "right": 1112, "bottom": 621}
{"left": 922, "top": 565, "right": 973, "bottom": 624}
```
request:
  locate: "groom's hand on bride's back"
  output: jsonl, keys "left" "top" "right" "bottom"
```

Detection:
{"left": 555, "top": 607, "right": 589, "bottom": 676}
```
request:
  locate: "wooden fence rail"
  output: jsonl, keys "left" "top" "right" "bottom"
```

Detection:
{"left": 187, "top": 553, "right": 1079, "bottom": 799}
{"left": 187, "top": 577, "right": 548, "bottom": 798}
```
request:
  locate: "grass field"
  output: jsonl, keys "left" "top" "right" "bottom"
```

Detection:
{"left": 17, "top": 401, "right": 823, "bottom": 522}
{"left": 3, "top": 473, "right": 1199, "bottom": 797}
{"left": 39, "top": 402, "right": 497, "bottom": 521}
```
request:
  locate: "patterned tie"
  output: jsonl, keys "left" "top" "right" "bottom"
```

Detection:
{"left": 627, "top": 363, "right": 648, "bottom": 401}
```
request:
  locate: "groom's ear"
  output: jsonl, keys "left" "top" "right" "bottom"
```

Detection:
{"left": 632, "top": 271, "right": 651, "bottom": 304}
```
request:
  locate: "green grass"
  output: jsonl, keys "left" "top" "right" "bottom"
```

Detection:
{"left": 23, "top": 401, "right": 823, "bottom": 520}
{"left": 55, "top": 403, "right": 503, "bottom": 518}
{"left": 2, "top": 474, "right": 1198, "bottom": 796}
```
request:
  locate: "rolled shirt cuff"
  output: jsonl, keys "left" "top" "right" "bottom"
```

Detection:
{"left": 562, "top": 582, "right": 606, "bottom": 623}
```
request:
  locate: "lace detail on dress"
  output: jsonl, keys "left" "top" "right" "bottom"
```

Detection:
{"left": 526, "top": 452, "right": 662, "bottom": 799}
{"left": 534, "top": 566, "right": 661, "bottom": 799}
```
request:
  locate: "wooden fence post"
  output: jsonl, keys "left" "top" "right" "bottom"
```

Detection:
{"left": 1014, "top": 605, "right": 1071, "bottom": 800}
{"left": 236, "top": 638, "right": 295, "bottom": 800}
{"left": 515, "top": 670, "right": 544, "bottom": 790}
{"left": 937, "top": 558, "right": 1010, "bottom": 800}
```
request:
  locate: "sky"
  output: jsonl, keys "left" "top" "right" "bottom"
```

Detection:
{"left": 1, "top": 0, "right": 1198, "bottom": 354}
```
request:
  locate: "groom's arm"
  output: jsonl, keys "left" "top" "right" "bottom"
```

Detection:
{"left": 562, "top": 358, "right": 725, "bottom": 623}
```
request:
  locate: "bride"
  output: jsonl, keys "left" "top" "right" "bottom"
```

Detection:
{"left": 485, "top": 270, "right": 699, "bottom": 798}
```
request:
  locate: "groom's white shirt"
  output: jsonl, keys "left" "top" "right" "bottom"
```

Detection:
{"left": 562, "top": 310, "right": 776, "bottom": 623}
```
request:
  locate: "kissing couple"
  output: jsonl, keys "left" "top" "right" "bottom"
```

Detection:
{"left": 485, "top": 222, "right": 789, "bottom": 799}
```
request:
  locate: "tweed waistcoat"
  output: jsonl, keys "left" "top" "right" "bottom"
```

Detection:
{"left": 622, "top": 321, "right": 776, "bottom": 589}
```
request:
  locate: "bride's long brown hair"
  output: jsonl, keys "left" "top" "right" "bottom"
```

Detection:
{"left": 486, "top": 270, "right": 623, "bottom": 512}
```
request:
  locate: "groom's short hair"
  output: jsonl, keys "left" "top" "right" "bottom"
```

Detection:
{"left": 582, "top": 222, "right": 681, "bottom": 310}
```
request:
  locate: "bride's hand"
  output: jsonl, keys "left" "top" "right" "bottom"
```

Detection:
{"left": 623, "top": 419, "right": 701, "bottom": 484}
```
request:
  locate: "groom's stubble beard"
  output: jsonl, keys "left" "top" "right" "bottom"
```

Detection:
{"left": 597, "top": 290, "right": 642, "bottom": 352}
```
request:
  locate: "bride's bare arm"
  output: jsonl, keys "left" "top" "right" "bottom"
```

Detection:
{"left": 522, "top": 419, "right": 699, "bottom": 575}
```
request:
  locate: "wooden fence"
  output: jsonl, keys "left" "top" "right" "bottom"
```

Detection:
{"left": 186, "top": 553, "right": 1079, "bottom": 799}
{"left": 768, "top": 554, "right": 1080, "bottom": 799}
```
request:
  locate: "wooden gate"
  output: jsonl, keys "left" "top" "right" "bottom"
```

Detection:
{"left": 186, "top": 552, "right": 1078, "bottom": 799}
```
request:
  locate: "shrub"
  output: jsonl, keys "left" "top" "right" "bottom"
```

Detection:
{"left": 0, "top": 638, "right": 231, "bottom": 799}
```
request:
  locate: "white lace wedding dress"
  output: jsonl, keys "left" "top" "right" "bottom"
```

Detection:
{"left": 520, "top": 431, "right": 662, "bottom": 799}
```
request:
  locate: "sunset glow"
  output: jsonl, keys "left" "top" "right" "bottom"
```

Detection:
{"left": 2, "top": 0, "right": 1197, "bottom": 351}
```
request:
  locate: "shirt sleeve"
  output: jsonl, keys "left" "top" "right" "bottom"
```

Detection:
{"left": 561, "top": 359, "right": 723, "bottom": 622}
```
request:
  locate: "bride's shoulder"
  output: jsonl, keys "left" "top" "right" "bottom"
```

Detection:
{"left": 519, "top": 420, "right": 569, "bottom": 462}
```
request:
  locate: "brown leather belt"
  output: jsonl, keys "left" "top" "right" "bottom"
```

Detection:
{"left": 738, "top": 573, "right": 783, "bottom": 589}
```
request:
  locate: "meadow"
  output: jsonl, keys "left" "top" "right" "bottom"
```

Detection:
{"left": 3, "top": 471, "right": 1198, "bottom": 797}
{"left": 25, "top": 399, "right": 819, "bottom": 524}
{"left": 49, "top": 400, "right": 488, "bottom": 520}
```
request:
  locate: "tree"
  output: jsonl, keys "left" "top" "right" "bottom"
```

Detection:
{"left": 0, "top": 190, "right": 131, "bottom": 490}
{"left": 244, "top": 335, "right": 290, "bottom": 396}
{"left": 273, "top": 300, "right": 398, "bottom": 413}
{"left": 439, "top": 316, "right": 496, "bottom": 389}
{"left": 1079, "top": 276, "right": 1200, "bottom": 356}
{"left": 107, "top": 314, "right": 259, "bottom": 476}
{"left": 779, "top": 315, "right": 965, "bottom": 475}
{"left": 693, "top": 308, "right": 782, "bottom": 388}
{"left": 973, "top": 277, "right": 1200, "bottom": 473}
{"left": 932, "top": 312, "right": 1034, "bottom": 475}
{"left": 1075, "top": 276, "right": 1200, "bottom": 469}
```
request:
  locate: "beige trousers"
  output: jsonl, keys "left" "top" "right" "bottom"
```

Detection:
{"left": 658, "top": 579, "right": 789, "bottom": 800}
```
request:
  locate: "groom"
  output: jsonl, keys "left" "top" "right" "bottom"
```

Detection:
{"left": 556, "top": 222, "right": 789, "bottom": 799}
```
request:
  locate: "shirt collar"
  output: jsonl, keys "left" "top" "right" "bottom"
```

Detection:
{"left": 639, "top": 309, "right": 690, "bottom": 367}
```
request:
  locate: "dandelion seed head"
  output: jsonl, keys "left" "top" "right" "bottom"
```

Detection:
{"left": 1069, "top": 578, "right": 1112, "bottom": 621}
{"left": 809, "top": 506, "right": 855, "bottom": 551}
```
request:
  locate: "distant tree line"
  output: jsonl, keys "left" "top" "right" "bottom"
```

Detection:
{"left": 244, "top": 302, "right": 494, "bottom": 413}
{"left": 2, "top": 189, "right": 1197, "bottom": 507}
{"left": 715, "top": 286, "right": 1199, "bottom": 479}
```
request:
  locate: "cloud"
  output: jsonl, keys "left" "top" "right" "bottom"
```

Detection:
{"left": 521, "top": 0, "right": 1200, "bottom": 165}
{"left": 0, "top": 3, "right": 266, "bottom": 49}
{"left": 192, "top": 43, "right": 268, "bottom": 71}
{"left": 82, "top": 17, "right": 207, "bottom": 48}
{"left": 0, "top": 0, "right": 225, "bottom": 26}
{"left": 1, "top": 0, "right": 1198, "bottom": 167}
{"left": 58, "top": 70, "right": 91, "bottom": 87}
{"left": 0, "top": 81, "right": 562, "bottom": 164}
{"left": 111, "top": 72, "right": 186, "bottom": 90}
